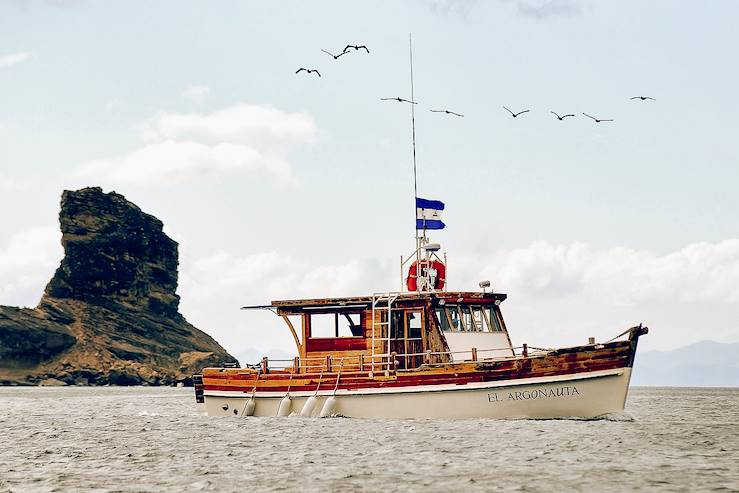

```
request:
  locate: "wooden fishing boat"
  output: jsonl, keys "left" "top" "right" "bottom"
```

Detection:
{"left": 195, "top": 273, "right": 648, "bottom": 419}
{"left": 195, "top": 47, "right": 647, "bottom": 417}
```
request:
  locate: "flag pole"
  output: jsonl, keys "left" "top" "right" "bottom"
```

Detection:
{"left": 410, "top": 33, "right": 418, "bottom": 205}
{"left": 409, "top": 33, "right": 422, "bottom": 290}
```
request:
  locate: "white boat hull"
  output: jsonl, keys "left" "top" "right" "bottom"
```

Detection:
{"left": 203, "top": 368, "right": 633, "bottom": 419}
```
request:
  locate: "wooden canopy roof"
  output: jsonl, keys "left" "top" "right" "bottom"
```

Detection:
{"left": 241, "top": 291, "right": 507, "bottom": 314}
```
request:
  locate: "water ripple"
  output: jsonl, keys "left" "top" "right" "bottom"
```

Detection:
{"left": 1, "top": 387, "right": 738, "bottom": 492}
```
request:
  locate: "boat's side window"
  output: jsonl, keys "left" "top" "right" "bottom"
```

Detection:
{"left": 390, "top": 311, "right": 404, "bottom": 339}
{"left": 469, "top": 306, "right": 485, "bottom": 332}
{"left": 309, "top": 312, "right": 363, "bottom": 338}
{"left": 459, "top": 305, "right": 475, "bottom": 332}
{"left": 438, "top": 305, "right": 500, "bottom": 332}
{"left": 435, "top": 308, "right": 451, "bottom": 332}
{"left": 406, "top": 311, "right": 422, "bottom": 339}
{"left": 344, "top": 313, "right": 363, "bottom": 336}
{"left": 447, "top": 305, "right": 464, "bottom": 332}
{"left": 439, "top": 305, "right": 462, "bottom": 332}
{"left": 487, "top": 307, "right": 503, "bottom": 332}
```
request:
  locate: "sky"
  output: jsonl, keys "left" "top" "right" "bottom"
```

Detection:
{"left": 2, "top": 0, "right": 739, "bottom": 360}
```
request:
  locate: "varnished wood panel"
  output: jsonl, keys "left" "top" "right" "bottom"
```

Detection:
{"left": 203, "top": 339, "right": 639, "bottom": 394}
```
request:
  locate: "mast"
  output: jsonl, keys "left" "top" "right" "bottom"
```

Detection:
{"left": 399, "top": 34, "right": 442, "bottom": 293}
{"left": 409, "top": 33, "right": 422, "bottom": 282}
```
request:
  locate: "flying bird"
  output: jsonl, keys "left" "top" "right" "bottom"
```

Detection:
{"left": 343, "top": 44, "right": 370, "bottom": 54}
{"left": 430, "top": 109, "right": 464, "bottom": 117}
{"left": 295, "top": 68, "right": 321, "bottom": 77}
{"left": 381, "top": 97, "right": 417, "bottom": 104}
{"left": 630, "top": 96, "right": 656, "bottom": 101}
{"left": 503, "top": 106, "right": 530, "bottom": 118}
{"left": 321, "top": 49, "right": 348, "bottom": 60}
{"left": 582, "top": 113, "right": 613, "bottom": 123}
{"left": 550, "top": 111, "right": 575, "bottom": 121}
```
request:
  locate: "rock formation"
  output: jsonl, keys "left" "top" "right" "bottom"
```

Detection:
{"left": 0, "top": 187, "right": 237, "bottom": 385}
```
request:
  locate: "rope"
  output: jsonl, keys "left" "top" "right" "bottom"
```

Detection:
{"left": 332, "top": 362, "right": 344, "bottom": 396}
{"left": 240, "top": 368, "right": 261, "bottom": 417}
{"left": 603, "top": 325, "right": 640, "bottom": 344}
{"left": 313, "top": 370, "right": 324, "bottom": 397}
{"left": 285, "top": 371, "right": 293, "bottom": 396}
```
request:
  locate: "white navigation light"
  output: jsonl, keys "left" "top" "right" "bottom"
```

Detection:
{"left": 479, "top": 280, "right": 491, "bottom": 293}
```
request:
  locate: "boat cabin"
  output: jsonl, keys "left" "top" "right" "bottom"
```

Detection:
{"left": 249, "top": 291, "right": 514, "bottom": 373}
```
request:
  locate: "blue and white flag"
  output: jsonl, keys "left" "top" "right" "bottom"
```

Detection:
{"left": 416, "top": 197, "right": 446, "bottom": 230}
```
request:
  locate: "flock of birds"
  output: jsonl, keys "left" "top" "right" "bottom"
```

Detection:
{"left": 295, "top": 44, "right": 370, "bottom": 77}
{"left": 503, "top": 96, "right": 656, "bottom": 123}
{"left": 296, "top": 43, "right": 656, "bottom": 122}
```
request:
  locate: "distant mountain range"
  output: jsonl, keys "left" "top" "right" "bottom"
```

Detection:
{"left": 631, "top": 340, "right": 739, "bottom": 387}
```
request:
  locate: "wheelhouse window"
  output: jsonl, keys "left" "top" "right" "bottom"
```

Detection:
{"left": 389, "top": 310, "right": 423, "bottom": 340}
{"left": 308, "top": 312, "right": 363, "bottom": 338}
{"left": 434, "top": 305, "right": 502, "bottom": 332}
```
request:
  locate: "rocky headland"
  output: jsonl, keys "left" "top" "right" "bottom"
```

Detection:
{"left": 0, "top": 187, "right": 236, "bottom": 385}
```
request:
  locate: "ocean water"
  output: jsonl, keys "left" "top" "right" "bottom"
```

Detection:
{"left": 1, "top": 387, "right": 737, "bottom": 492}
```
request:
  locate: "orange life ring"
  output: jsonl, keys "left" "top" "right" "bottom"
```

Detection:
{"left": 406, "top": 259, "right": 446, "bottom": 291}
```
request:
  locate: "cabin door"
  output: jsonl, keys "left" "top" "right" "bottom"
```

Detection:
{"left": 389, "top": 310, "right": 424, "bottom": 369}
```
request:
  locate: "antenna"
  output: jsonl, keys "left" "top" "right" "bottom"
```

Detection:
{"left": 409, "top": 33, "right": 422, "bottom": 279}
{"left": 409, "top": 33, "right": 418, "bottom": 204}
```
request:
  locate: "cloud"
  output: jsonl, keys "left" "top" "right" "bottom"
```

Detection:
{"left": 6, "top": 224, "right": 736, "bottom": 355}
{"left": 10, "top": 0, "right": 85, "bottom": 10}
{"left": 180, "top": 251, "right": 392, "bottom": 305}
{"left": 76, "top": 103, "right": 317, "bottom": 187}
{"left": 0, "top": 174, "right": 24, "bottom": 191}
{"left": 104, "top": 98, "right": 124, "bottom": 112}
{"left": 45, "top": 0, "right": 86, "bottom": 7}
{"left": 177, "top": 251, "right": 393, "bottom": 355}
{"left": 182, "top": 85, "right": 211, "bottom": 104}
{"left": 462, "top": 240, "right": 739, "bottom": 305}
{"left": 0, "top": 227, "right": 62, "bottom": 308}
{"left": 427, "top": 0, "right": 479, "bottom": 17}
{"left": 0, "top": 52, "right": 32, "bottom": 68}
{"left": 76, "top": 140, "right": 294, "bottom": 185}
{"left": 178, "top": 239, "right": 739, "bottom": 355}
{"left": 140, "top": 104, "right": 317, "bottom": 151}
{"left": 502, "top": 0, "right": 581, "bottom": 19}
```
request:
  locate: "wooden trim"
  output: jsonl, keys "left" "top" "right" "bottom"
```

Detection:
{"left": 203, "top": 339, "right": 638, "bottom": 393}
{"left": 301, "top": 314, "right": 309, "bottom": 360}
{"left": 481, "top": 306, "right": 493, "bottom": 332}
{"left": 471, "top": 305, "right": 483, "bottom": 332}
{"left": 443, "top": 306, "right": 454, "bottom": 332}
{"left": 456, "top": 305, "right": 467, "bottom": 332}
{"left": 421, "top": 307, "right": 428, "bottom": 351}
{"left": 281, "top": 315, "right": 302, "bottom": 357}
{"left": 403, "top": 311, "right": 409, "bottom": 368}
{"left": 272, "top": 291, "right": 507, "bottom": 310}
{"left": 306, "top": 336, "right": 368, "bottom": 352}
{"left": 495, "top": 306, "right": 515, "bottom": 356}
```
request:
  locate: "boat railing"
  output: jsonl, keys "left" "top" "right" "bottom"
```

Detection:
{"left": 239, "top": 344, "right": 553, "bottom": 374}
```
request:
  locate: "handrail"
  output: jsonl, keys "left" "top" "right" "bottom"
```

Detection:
{"left": 228, "top": 343, "right": 553, "bottom": 374}
{"left": 218, "top": 330, "right": 636, "bottom": 375}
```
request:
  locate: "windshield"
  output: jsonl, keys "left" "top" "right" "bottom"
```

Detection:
{"left": 434, "top": 304, "right": 502, "bottom": 333}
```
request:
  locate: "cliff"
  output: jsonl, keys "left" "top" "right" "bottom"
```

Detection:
{"left": 0, "top": 187, "right": 236, "bottom": 385}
